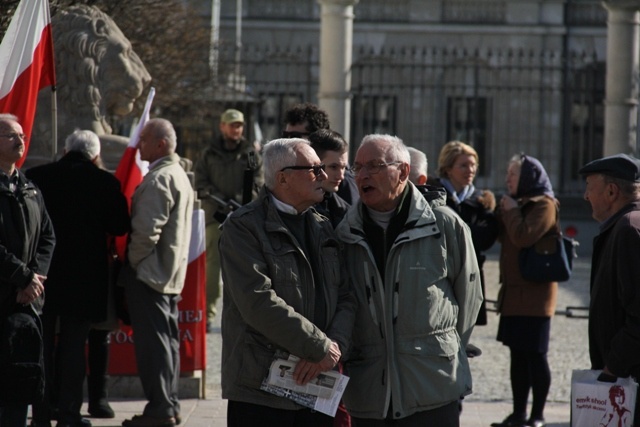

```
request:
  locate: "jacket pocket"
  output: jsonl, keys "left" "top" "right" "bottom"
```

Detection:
{"left": 237, "top": 334, "right": 276, "bottom": 390}
{"left": 343, "top": 344, "right": 386, "bottom": 413}
{"left": 395, "top": 330, "right": 470, "bottom": 406}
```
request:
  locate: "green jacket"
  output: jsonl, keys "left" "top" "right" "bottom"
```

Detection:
{"left": 219, "top": 187, "right": 356, "bottom": 409}
{"left": 335, "top": 182, "right": 482, "bottom": 419}
{"left": 194, "top": 136, "right": 263, "bottom": 225}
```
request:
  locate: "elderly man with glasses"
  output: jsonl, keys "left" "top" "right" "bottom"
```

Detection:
{"left": 335, "top": 134, "right": 482, "bottom": 427}
{"left": 218, "top": 138, "right": 356, "bottom": 427}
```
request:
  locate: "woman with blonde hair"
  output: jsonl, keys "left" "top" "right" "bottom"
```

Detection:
{"left": 433, "top": 141, "right": 498, "bottom": 326}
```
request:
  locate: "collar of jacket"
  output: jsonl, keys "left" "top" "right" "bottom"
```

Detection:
{"left": 337, "top": 182, "right": 440, "bottom": 244}
{"left": 147, "top": 153, "right": 181, "bottom": 172}
{"left": 598, "top": 199, "right": 640, "bottom": 233}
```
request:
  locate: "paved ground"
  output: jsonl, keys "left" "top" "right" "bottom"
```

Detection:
{"left": 40, "top": 253, "right": 592, "bottom": 426}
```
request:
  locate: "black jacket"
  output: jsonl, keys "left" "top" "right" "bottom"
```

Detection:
{"left": 0, "top": 169, "right": 55, "bottom": 314}
{"left": 26, "top": 152, "right": 129, "bottom": 322}
{"left": 589, "top": 200, "right": 640, "bottom": 380}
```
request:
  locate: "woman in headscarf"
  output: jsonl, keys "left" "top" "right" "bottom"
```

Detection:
{"left": 491, "top": 154, "right": 559, "bottom": 427}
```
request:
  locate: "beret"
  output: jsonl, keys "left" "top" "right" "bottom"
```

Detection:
{"left": 578, "top": 153, "right": 640, "bottom": 183}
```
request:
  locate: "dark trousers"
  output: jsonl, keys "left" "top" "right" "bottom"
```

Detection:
{"left": 125, "top": 270, "right": 180, "bottom": 419}
{"left": 351, "top": 401, "right": 460, "bottom": 427}
{"left": 0, "top": 405, "right": 28, "bottom": 427}
{"left": 227, "top": 400, "right": 333, "bottom": 427}
{"left": 33, "top": 312, "right": 91, "bottom": 423}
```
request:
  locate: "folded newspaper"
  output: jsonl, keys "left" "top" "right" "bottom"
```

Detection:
{"left": 260, "top": 355, "right": 349, "bottom": 417}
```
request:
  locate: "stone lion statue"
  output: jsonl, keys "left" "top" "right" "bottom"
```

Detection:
{"left": 27, "top": 5, "right": 151, "bottom": 169}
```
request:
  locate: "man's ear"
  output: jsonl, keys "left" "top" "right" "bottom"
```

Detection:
{"left": 417, "top": 174, "right": 427, "bottom": 186}
{"left": 399, "top": 162, "right": 410, "bottom": 182}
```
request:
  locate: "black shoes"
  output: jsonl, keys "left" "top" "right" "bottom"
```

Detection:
{"left": 491, "top": 414, "right": 527, "bottom": 427}
{"left": 526, "top": 418, "right": 545, "bottom": 427}
{"left": 56, "top": 418, "right": 91, "bottom": 427}
{"left": 88, "top": 399, "right": 115, "bottom": 418}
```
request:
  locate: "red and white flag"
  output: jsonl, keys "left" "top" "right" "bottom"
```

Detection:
{"left": 113, "top": 86, "right": 154, "bottom": 260}
{"left": 0, "top": 0, "right": 56, "bottom": 167}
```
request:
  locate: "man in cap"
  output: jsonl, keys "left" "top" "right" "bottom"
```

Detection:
{"left": 580, "top": 153, "right": 640, "bottom": 427}
{"left": 194, "top": 108, "right": 263, "bottom": 332}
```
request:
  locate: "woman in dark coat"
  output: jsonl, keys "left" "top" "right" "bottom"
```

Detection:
{"left": 492, "top": 154, "right": 559, "bottom": 427}
{"left": 432, "top": 141, "right": 498, "bottom": 326}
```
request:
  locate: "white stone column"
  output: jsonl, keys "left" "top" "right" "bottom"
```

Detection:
{"left": 317, "top": 0, "right": 359, "bottom": 139}
{"left": 603, "top": 1, "right": 640, "bottom": 155}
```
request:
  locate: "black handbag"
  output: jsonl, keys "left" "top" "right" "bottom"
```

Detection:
{"left": 518, "top": 207, "right": 578, "bottom": 283}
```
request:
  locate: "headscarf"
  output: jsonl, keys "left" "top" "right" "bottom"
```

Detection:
{"left": 516, "top": 155, "right": 554, "bottom": 199}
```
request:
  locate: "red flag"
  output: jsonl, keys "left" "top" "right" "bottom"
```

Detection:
{"left": 113, "top": 87, "right": 155, "bottom": 260}
{"left": 0, "top": 0, "right": 56, "bottom": 167}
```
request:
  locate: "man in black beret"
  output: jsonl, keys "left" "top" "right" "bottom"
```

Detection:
{"left": 580, "top": 153, "right": 640, "bottom": 427}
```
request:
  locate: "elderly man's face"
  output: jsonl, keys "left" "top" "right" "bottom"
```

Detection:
{"left": 0, "top": 120, "right": 26, "bottom": 166}
{"left": 281, "top": 144, "right": 327, "bottom": 212}
{"left": 354, "top": 140, "right": 407, "bottom": 212}
{"left": 583, "top": 174, "right": 614, "bottom": 222}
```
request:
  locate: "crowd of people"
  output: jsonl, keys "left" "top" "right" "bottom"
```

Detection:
{"left": 0, "top": 102, "right": 639, "bottom": 427}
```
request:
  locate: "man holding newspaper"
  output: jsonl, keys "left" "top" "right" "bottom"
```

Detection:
{"left": 219, "top": 138, "right": 356, "bottom": 426}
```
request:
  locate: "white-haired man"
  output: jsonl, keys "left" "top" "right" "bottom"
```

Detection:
{"left": 27, "top": 129, "right": 130, "bottom": 427}
{"left": 219, "top": 138, "right": 355, "bottom": 426}
{"left": 120, "top": 119, "right": 194, "bottom": 427}
{"left": 407, "top": 146, "right": 428, "bottom": 186}
{"left": 335, "top": 134, "right": 482, "bottom": 426}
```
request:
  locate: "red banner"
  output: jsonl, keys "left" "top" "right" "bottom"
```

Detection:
{"left": 108, "top": 209, "right": 207, "bottom": 374}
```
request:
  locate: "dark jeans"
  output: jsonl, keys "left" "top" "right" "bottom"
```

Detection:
{"left": 227, "top": 400, "right": 333, "bottom": 427}
{"left": 351, "top": 401, "right": 460, "bottom": 427}
{"left": 0, "top": 405, "right": 28, "bottom": 427}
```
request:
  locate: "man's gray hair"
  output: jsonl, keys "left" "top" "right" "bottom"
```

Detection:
{"left": 0, "top": 113, "right": 19, "bottom": 123}
{"left": 360, "top": 134, "right": 410, "bottom": 164}
{"left": 602, "top": 174, "right": 640, "bottom": 200}
{"left": 263, "top": 138, "right": 310, "bottom": 190}
{"left": 407, "top": 147, "right": 428, "bottom": 182}
{"left": 146, "top": 118, "right": 177, "bottom": 151}
{"left": 64, "top": 129, "right": 101, "bottom": 159}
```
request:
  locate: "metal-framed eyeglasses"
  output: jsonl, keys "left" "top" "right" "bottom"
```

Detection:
{"left": 350, "top": 161, "right": 402, "bottom": 175}
{"left": 280, "top": 164, "right": 326, "bottom": 177}
{"left": 0, "top": 133, "right": 27, "bottom": 142}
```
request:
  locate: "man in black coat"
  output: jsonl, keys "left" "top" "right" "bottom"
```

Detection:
{"left": 580, "top": 153, "right": 640, "bottom": 427}
{"left": 27, "top": 130, "right": 130, "bottom": 427}
{"left": 0, "top": 113, "right": 56, "bottom": 427}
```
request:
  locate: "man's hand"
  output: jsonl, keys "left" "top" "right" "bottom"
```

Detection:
{"left": 16, "top": 274, "right": 45, "bottom": 304}
{"left": 292, "top": 341, "right": 341, "bottom": 385}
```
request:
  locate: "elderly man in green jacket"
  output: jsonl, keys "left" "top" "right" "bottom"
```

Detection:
{"left": 219, "top": 138, "right": 355, "bottom": 427}
{"left": 335, "top": 134, "right": 482, "bottom": 426}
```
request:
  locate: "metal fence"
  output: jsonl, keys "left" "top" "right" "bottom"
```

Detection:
{"left": 210, "top": 43, "right": 604, "bottom": 194}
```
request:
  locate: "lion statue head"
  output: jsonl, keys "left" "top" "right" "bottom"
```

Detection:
{"left": 27, "top": 5, "right": 151, "bottom": 169}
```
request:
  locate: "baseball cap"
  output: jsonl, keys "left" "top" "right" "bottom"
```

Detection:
{"left": 220, "top": 109, "right": 244, "bottom": 124}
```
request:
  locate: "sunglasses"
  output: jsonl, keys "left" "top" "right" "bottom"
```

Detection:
{"left": 280, "top": 164, "right": 326, "bottom": 177}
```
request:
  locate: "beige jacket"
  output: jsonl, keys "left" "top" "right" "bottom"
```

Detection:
{"left": 129, "top": 153, "right": 194, "bottom": 294}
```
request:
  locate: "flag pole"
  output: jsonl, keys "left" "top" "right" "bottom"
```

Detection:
{"left": 51, "top": 86, "right": 57, "bottom": 161}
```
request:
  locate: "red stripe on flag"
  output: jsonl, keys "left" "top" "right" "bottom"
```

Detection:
{"left": 0, "top": 12, "right": 55, "bottom": 167}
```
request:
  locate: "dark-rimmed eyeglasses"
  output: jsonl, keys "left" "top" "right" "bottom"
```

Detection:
{"left": 281, "top": 131, "right": 311, "bottom": 139}
{"left": 0, "top": 133, "right": 27, "bottom": 142}
{"left": 280, "top": 164, "right": 326, "bottom": 177}
{"left": 350, "top": 161, "right": 402, "bottom": 175}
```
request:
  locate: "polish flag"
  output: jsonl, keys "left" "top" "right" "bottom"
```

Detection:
{"left": 180, "top": 208, "right": 207, "bottom": 370}
{"left": 113, "top": 87, "right": 154, "bottom": 260}
{"left": 0, "top": 0, "right": 56, "bottom": 167}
